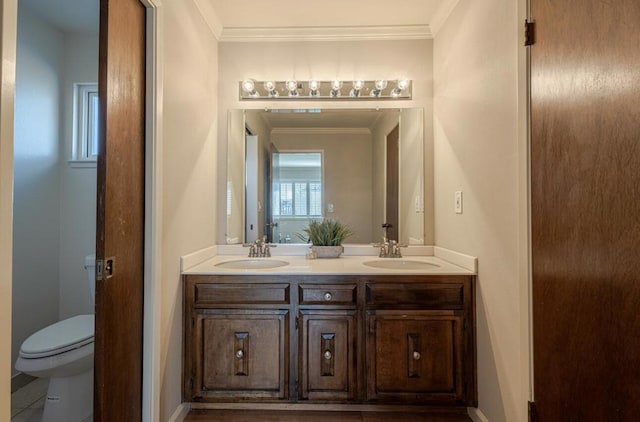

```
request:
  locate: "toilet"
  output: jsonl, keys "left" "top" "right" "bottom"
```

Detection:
{"left": 15, "top": 254, "right": 96, "bottom": 422}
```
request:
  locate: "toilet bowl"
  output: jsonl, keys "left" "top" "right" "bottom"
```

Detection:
{"left": 15, "top": 254, "right": 95, "bottom": 422}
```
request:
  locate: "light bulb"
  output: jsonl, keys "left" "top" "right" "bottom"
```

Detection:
{"left": 397, "top": 79, "right": 410, "bottom": 90}
{"left": 374, "top": 80, "right": 387, "bottom": 90}
{"left": 331, "top": 80, "right": 342, "bottom": 90}
{"left": 285, "top": 80, "right": 298, "bottom": 97}
{"left": 352, "top": 80, "right": 364, "bottom": 90}
{"left": 241, "top": 79, "right": 259, "bottom": 97}
{"left": 286, "top": 80, "right": 297, "bottom": 91}
{"left": 309, "top": 80, "right": 320, "bottom": 91}
{"left": 242, "top": 79, "right": 255, "bottom": 92}
{"left": 264, "top": 81, "right": 278, "bottom": 97}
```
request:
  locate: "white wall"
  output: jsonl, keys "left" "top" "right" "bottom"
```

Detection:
{"left": 11, "top": 6, "right": 63, "bottom": 377}
{"left": 0, "top": 0, "right": 18, "bottom": 417}
{"left": 217, "top": 39, "right": 434, "bottom": 245}
{"left": 433, "top": 0, "right": 526, "bottom": 421}
{"left": 159, "top": 1, "right": 218, "bottom": 419}
{"left": 58, "top": 32, "right": 98, "bottom": 319}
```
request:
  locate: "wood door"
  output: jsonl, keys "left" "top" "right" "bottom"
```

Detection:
{"left": 530, "top": 0, "right": 640, "bottom": 420}
{"left": 95, "top": 0, "right": 145, "bottom": 420}
{"left": 298, "top": 310, "right": 357, "bottom": 401}
{"left": 193, "top": 309, "right": 289, "bottom": 400}
{"left": 385, "top": 125, "right": 399, "bottom": 241}
{"left": 366, "top": 311, "right": 465, "bottom": 405}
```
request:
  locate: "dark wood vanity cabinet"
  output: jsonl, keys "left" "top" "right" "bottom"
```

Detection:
{"left": 183, "top": 274, "right": 476, "bottom": 409}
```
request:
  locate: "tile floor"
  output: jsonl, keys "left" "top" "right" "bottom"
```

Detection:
{"left": 11, "top": 378, "right": 47, "bottom": 422}
{"left": 11, "top": 378, "right": 92, "bottom": 422}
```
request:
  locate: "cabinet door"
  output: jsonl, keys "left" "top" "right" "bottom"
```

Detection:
{"left": 366, "top": 310, "right": 465, "bottom": 404}
{"left": 299, "top": 310, "right": 357, "bottom": 401}
{"left": 193, "top": 309, "right": 289, "bottom": 400}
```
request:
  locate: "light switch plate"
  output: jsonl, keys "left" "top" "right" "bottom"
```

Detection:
{"left": 455, "top": 191, "right": 463, "bottom": 214}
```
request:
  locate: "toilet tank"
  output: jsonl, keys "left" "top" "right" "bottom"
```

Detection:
{"left": 84, "top": 254, "right": 96, "bottom": 307}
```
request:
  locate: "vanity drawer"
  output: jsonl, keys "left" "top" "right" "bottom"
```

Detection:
{"left": 195, "top": 283, "right": 290, "bottom": 305}
{"left": 299, "top": 284, "right": 357, "bottom": 305}
{"left": 366, "top": 283, "right": 464, "bottom": 309}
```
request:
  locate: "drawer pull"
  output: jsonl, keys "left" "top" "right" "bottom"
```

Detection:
{"left": 236, "top": 349, "right": 245, "bottom": 359}
{"left": 413, "top": 351, "right": 421, "bottom": 360}
{"left": 324, "top": 292, "right": 332, "bottom": 301}
{"left": 324, "top": 350, "right": 332, "bottom": 360}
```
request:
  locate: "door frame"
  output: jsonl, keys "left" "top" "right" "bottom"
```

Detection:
{"left": 0, "top": 0, "right": 163, "bottom": 420}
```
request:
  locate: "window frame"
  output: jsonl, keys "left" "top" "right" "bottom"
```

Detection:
{"left": 70, "top": 82, "right": 99, "bottom": 167}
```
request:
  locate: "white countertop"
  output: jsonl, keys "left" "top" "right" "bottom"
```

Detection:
{"left": 182, "top": 252, "right": 475, "bottom": 276}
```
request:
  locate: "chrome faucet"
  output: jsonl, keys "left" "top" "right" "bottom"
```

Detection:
{"left": 243, "top": 236, "right": 277, "bottom": 257}
{"left": 373, "top": 223, "right": 406, "bottom": 258}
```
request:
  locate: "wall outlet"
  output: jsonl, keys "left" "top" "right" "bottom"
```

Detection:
{"left": 327, "top": 203, "right": 335, "bottom": 213}
{"left": 455, "top": 191, "right": 463, "bottom": 214}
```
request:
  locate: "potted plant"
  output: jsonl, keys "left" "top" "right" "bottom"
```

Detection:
{"left": 297, "top": 218, "right": 354, "bottom": 258}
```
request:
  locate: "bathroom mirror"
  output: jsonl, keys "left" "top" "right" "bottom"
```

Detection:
{"left": 226, "top": 108, "right": 426, "bottom": 245}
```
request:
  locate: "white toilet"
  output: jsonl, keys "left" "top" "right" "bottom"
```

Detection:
{"left": 15, "top": 254, "right": 96, "bottom": 422}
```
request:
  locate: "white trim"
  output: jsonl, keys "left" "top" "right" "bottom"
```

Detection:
{"left": 68, "top": 160, "right": 97, "bottom": 169}
{"left": 192, "top": 0, "right": 223, "bottom": 39}
{"left": 270, "top": 127, "right": 371, "bottom": 135}
{"left": 429, "top": 0, "right": 462, "bottom": 36}
{"left": 220, "top": 25, "right": 433, "bottom": 42}
{"left": 468, "top": 407, "right": 490, "bottom": 422}
{"left": 140, "top": 1, "right": 163, "bottom": 422}
{"left": 0, "top": 1, "right": 17, "bottom": 419}
{"left": 433, "top": 246, "right": 478, "bottom": 273}
{"left": 167, "top": 403, "right": 191, "bottom": 422}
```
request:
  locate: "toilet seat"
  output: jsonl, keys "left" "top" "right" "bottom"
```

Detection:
{"left": 20, "top": 314, "right": 94, "bottom": 359}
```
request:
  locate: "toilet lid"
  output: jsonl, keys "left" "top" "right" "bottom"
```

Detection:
{"left": 20, "top": 314, "right": 95, "bottom": 359}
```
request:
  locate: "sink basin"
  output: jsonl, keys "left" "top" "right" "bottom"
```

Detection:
{"left": 363, "top": 259, "right": 440, "bottom": 270}
{"left": 215, "top": 259, "right": 289, "bottom": 270}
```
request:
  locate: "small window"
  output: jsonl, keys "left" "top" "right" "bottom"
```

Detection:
{"left": 71, "top": 83, "right": 99, "bottom": 165}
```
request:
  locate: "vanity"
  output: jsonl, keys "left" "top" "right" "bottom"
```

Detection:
{"left": 182, "top": 252, "right": 477, "bottom": 413}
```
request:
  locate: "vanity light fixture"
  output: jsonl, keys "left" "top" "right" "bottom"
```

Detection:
{"left": 238, "top": 79, "right": 412, "bottom": 100}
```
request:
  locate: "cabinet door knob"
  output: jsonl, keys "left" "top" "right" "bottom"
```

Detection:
{"left": 324, "top": 292, "right": 332, "bottom": 301}
{"left": 324, "top": 350, "right": 332, "bottom": 360}
{"left": 413, "top": 351, "right": 421, "bottom": 360}
{"left": 236, "top": 349, "right": 245, "bottom": 359}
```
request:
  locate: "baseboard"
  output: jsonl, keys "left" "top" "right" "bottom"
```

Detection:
{"left": 11, "top": 372, "right": 35, "bottom": 393}
{"left": 468, "top": 407, "right": 489, "bottom": 422}
{"left": 168, "top": 403, "right": 191, "bottom": 422}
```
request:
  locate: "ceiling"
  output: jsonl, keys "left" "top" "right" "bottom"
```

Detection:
{"left": 20, "top": 0, "right": 98, "bottom": 33}
{"left": 208, "top": 0, "right": 451, "bottom": 28}
{"left": 18, "top": 0, "right": 458, "bottom": 39}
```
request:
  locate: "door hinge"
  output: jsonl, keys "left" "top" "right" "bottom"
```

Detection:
{"left": 525, "top": 20, "right": 535, "bottom": 46}
{"left": 295, "top": 316, "right": 299, "bottom": 330}
{"left": 528, "top": 401, "right": 538, "bottom": 422}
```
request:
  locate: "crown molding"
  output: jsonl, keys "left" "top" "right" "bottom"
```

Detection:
{"left": 429, "top": 0, "right": 462, "bottom": 36}
{"left": 192, "top": 0, "right": 223, "bottom": 40}
{"left": 219, "top": 25, "right": 432, "bottom": 42}
{"left": 270, "top": 127, "right": 371, "bottom": 135}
